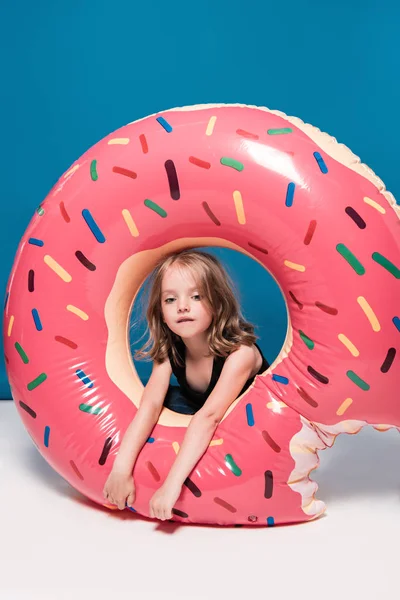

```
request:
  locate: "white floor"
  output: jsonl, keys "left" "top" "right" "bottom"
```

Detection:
{"left": 1, "top": 400, "right": 400, "bottom": 600}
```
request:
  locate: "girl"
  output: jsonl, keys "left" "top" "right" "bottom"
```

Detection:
{"left": 103, "top": 249, "right": 270, "bottom": 521}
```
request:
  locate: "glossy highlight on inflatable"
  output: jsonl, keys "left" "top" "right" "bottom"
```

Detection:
{"left": 3, "top": 104, "right": 400, "bottom": 526}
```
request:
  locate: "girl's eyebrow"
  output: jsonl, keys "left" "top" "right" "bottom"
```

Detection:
{"left": 162, "top": 286, "right": 198, "bottom": 295}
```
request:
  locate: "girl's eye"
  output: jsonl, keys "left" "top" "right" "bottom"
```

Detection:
{"left": 164, "top": 294, "right": 201, "bottom": 304}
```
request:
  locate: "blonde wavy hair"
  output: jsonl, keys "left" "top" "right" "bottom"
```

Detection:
{"left": 132, "top": 249, "right": 258, "bottom": 368}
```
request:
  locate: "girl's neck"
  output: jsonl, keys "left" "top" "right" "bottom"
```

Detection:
{"left": 180, "top": 334, "right": 211, "bottom": 361}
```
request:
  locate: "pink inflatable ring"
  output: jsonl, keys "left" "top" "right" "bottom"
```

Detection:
{"left": 3, "top": 104, "right": 400, "bottom": 526}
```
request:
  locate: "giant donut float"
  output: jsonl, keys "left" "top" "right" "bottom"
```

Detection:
{"left": 3, "top": 104, "right": 400, "bottom": 526}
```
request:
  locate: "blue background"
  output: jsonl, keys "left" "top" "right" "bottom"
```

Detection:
{"left": 1, "top": 0, "right": 399, "bottom": 397}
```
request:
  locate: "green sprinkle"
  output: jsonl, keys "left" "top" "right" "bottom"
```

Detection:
{"left": 15, "top": 342, "right": 29, "bottom": 364}
{"left": 225, "top": 454, "right": 242, "bottom": 476}
{"left": 299, "top": 331, "right": 315, "bottom": 350}
{"left": 267, "top": 128, "right": 293, "bottom": 135}
{"left": 346, "top": 370, "right": 370, "bottom": 391}
{"left": 220, "top": 157, "right": 244, "bottom": 171}
{"left": 144, "top": 199, "right": 167, "bottom": 217}
{"left": 372, "top": 252, "right": 400, "bottom": 279}
{"left": 90, "top": 159, "right": 98, "bottom": 181}
{"left": 27, "top": 373, "right": 47, "bottom": 391}
{"left": 336, "top": 243, "right": 365, "bottom": 275}
{"left": 37, "top": 206, "right": 45, "bottom": 216}
{"left": 79, "top": 403, "right": 104, "bottom": 415}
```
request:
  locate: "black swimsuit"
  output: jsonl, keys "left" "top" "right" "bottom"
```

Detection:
{"left": 166, "top": 339, "right": 270, "bottom": 413}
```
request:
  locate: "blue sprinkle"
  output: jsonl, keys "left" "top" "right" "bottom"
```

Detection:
{"left": 267, "top": 516, "right": 275, "bottom": 527}
{"left": 127, "top": 505, "right": 137, "bottom": 512}
{"left": 285, "top": 182, "right": 295, "bottom": 207}
{"left": 82, "top": 209, "right": 106, "bottom": 243}
{"left": 156, "top": 116, "right": 173, "bottom": 133}
{"left": 272, "top": 374, "right": 289, "bottom": 385}
{"left": 32, "top": 308, "right": 43, "bottom": 331}
{"left": 246, "top": 403, "right": 255, "bottom": 426}
{"left": 313, "top": 151, "right": 328, "bottom": 174}
{"left": 76, "top": 369, "right": 94, "bottom": 389}
{"left": 147, "top": 437, "right": 155, "bottom": 443}
{"left": 393, "top": 316, "right": 400, "bottom": 332}
{"left": 4, "top": 291, "right": 9, "bottom": 311}
{"left": 28, "top": 238, "right": 44, "bottom": 247}
{"left": 44, "top": 426, "right": 50, "bottom": 448}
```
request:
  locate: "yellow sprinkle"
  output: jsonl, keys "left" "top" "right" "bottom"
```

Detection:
{"left": 284, "top": 260, "right": 306, "bottom": 272}
{"left": 357, "top": 296, "right": 381, "bottom": 332}
{"left": 66, "top": 305, "right": 89, "bottom": 320}
{"left": 363, "top": 196, "right": 386, "bottom": 214}
{"left": 336, "top": 398, "right": 353, "bottom": 416}
{"left": 338, "top": 334, "right": 360, "bottom": 357}
{"left": 206, "top": 116, "right": 217, "bottom": 136}
{"left": 233, "top": 190, "right": 246, "bottom": 224}
{"left": 210, "top": 438, "right": 223, "bottom": 447}
{"left": 108, "top": 138, "right": 130, "bottom": 145}
{"left": 122, "top": 209, "right": 139, "bottom": 237}
{"left": 44, "top": 255, "right": 72, "bottom": 282}
{"left": 172, "top": 442, "right": 180, "bottom": 454}
{"left": 7, "top": 315, "right": 14, "bottom": 337}
{"left": 63, "top": 164, "right": 80, "bottom": 179}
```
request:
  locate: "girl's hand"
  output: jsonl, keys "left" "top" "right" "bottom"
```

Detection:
{"left": 103, "top": 469, "right": 136, "bottom": 510}
{"left": 149, "top": 482, "right": 182, "bottom": 521}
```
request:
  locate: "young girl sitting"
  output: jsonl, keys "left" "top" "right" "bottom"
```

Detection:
{"left": 103, "top": 249, "right": 270, "bottom": 521}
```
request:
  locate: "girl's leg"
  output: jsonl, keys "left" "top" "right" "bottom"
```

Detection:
{"left": 163, "top": 385, "right": 196, "bottom": 415}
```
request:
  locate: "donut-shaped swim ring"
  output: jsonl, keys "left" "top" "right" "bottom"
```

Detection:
{"left": 3, "top": 104, "right": 400, "bottom": 526}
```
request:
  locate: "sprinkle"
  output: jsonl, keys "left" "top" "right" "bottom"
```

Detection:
{"left": 285, "top": 182, "right": 295, "bottom": 207}
{"left": 267, "top": 128, "right": 292, "bottom": 135}
{"left": 214, "top": 497, "right": 237, "bottom": 513}
{"left": 206, "top": 116, "right": 217, "bottom": 136}
{"left": 70, "top": 460, "right": 84, "bottom": 480}
{"left": 172, "top": 509, "right": 189, "bottom": 518}
{"left": 363, "top": 196, "right": 386, "bottom": 214}
{"left": 127, "top": 506, "right": 137, "bottom": 512}
{"left": 209, "top": 438, "right": 224, "bottom": 447}
{"left": 44, "top": 426, "right": 50, "bottom": 448}
{"left": 37, "top": 205, "right": 45, "bottom": 216}
{"left": 262, "top": 430, "right": 281, "bottom": 453}
{"left": 233, "top": 190, "right": 246, "bottom": 224}
{"left": 90, "top": 159, "right": 98, "bottom": 181}
{"left": 184, "top": 477, "right": 202, "bottom": 497}
{"left": 357, "top": 296, "right": 381, "bottom": 331}
{"left": 28, "top": 238, "right": 44, "bottom": 247}
{"left": 189, "top": 156, "right": 211, "bottom": 169}
{"left": 7, "top": 315, "right": 14, "bottom": 337}
{"left": 4, "top": 291, "right": 9, "bottom": 311}
{"left": 146, "top": 461, "right": 161, "bottom": 481}
{"left": 31, "top": 309, "right": 43, "bottom": 331}
{"left": 63, "top": 164, "right": 80, "bottom": 178}
{"left": 202, "top": 201, "right": 221, "bottom": 226}
{"left": 264, "top": 470, "right": 274, "bottom": 498}
{"left": 248, "top": 241, "right": 268, "bottom": 254}
{"left": 220, "top": 157, "right": 244, "bottom": 171}
{"left": 338, "top": 333, "right": 360, "bottom": 357}
{"left": 108, "top": 138, "right": 129, "bottom": 145}
{"left": 225, "top": 454, "right": 242, "bottom": 476}
{"left": 156, "top": 116, "right": 172, "bottom": 132}
{"left": 44, "top": 255, "right": 72, "bottom": 282}
{"left": 66, "top": 305, "right": 89, "bottom": 320}
{"left": 82, "top": 209, "right": 106, "bottom": 243}
{"left": 393, "top": 316, "right": 400, "bottom": 332}
{"left": 15, "top": 342, "right": 29, "bottom": 364}
{"left": 345, "top": 207, "right": 366, "bottom": 229}
{"left": 381, "top": 348, "right": 396, "bottom": 373}
{"left": 372, "top": 252, "right": 400, "bottom": 279}
{"left": 304, "top": 220, "right": 317, "bottom": 245}
{"left": 139, "top": 134, "right": 148, "bottom": 153}
{"left": 147, "top": 437, "right": 155, "bottom": 443}
{"left": 144, "top": 199, "right": 167, "bottom": 217}
{"left": 246, "top": 403, "right": 255, "bottom": 426}
{"left": 315, "top": 301, "right": 338, "bottom": 315}
{"left": 336, "top": 398, "right": 353, "bottom": 416}
{"left": 55, "top": 336, "right": 78, "bottom": 349}
{"left": 59, "top": 201, "right": 70, "bottom": 222}
{"left": 307, "top": 366, "right": 329, "bottom": 384}
{"left": 76, "top": 369, "right": 93, "bottom": 388}
{"left": 172, "top": 442, "right": 180, "bottom": 454}
{"left": 79, "top": 403, "right": 104, "bottom": 415}
{"left": 336, "top": 244, "right": 365, "bottom": 275}
{"left": 28, "top": 269, "right": 35, "bottom": 292}
{"left": 296, "top": 386, "right": 318, "bottom": 408}
{"left": 19, "top": 401, "right": 36, "bottom": 418}
{"left": 299, "top": 331, "right": 314, "bottom": 350}
{"left": 272, "top": 374, "right": 289, "bottom": 385}
{"left": 284, "top": 260, "right": 306, "bottom": 272}
{"left": 27, "top": 373, "right": 47, "bottom": 391}
{"left": 289, "top": 291, "right": 303, "bottom": 310}
{"left": 122, "top": 209, "right": 139, "bottom": 237}
{"left": 346, "top": 370, "right": 370, "bottom": 391}
{"left": 75, "top": 251, "right": 96, "bottom": 271}
{"left": 112, "top": 166, "right": 137, "bottom": 179}
{"left": 236, "top": 129, "right": 259, "bottom": 140}
{"left": 267, "top": 516, "right": 275, "bottom": 526}
{"left": 165, "top": 159, "right": 180, "bottom": 200}
{"left": 99, "top": 437, "right": 113, "bottom": 465}
{"left": 313, "top": 151, "right": 328, "bottom": 174}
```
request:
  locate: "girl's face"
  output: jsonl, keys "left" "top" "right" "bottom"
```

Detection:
{"left": 160, "top": 265, "right": 213, "bottom": 339}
